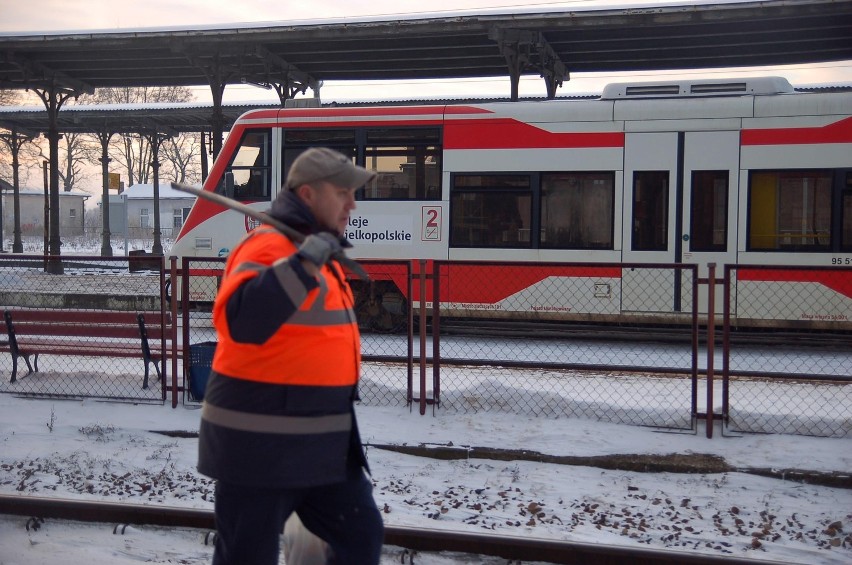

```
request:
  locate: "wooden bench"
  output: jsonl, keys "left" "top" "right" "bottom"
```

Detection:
{"left": 1, "top": 309, "right": 171, "bottom": 388}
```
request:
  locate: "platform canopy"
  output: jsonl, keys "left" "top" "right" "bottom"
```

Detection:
{"left": 1, "top": 0, "right": 851, "bottom": 101}
{"left": 0, "top": 102, "right": 272, "bottom": 138}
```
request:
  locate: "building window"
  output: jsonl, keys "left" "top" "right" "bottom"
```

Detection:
{"left": 140, "top": 208, "right": 150, "bottom": 229}
{"left": 69, "top": 208, "right": 76, "bottom": 219}
{"left": 173, "top": 208, "right": 183, "bottom": 229}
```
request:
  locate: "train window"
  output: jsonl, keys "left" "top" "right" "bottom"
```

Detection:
{"left": 225, "top": 129, "right": 271, "bottom": 202}
{"left": 283, "top": 147, "right": 358, "bottom": 187}
{"left": 690, "top": 171, "right": 728, "bottom": 251}
{"left": 284, "top": 129, "right": 356, "bottom": 146}
{"left": 748, "top": 170, "right": 832, "bottom": 251}
{"left": 632, "top": 171, "right": 669, "bottom": 251}
{"left": 842, "top": 172, "right": 852, "bottom": 251}
{"left": 282, "top": 129, "right": 358, "bottom": 190}
{"left": 450, "top": 174, "right": 531, "bottom": 248}
{"left": 361, "top": 128, "right": 441, "bottom": 201}
{"left": 366, "top": 128, "right": 440, "bottom": 145}
{"left": 540, "top": 172, "right": 614, "bottom": 249}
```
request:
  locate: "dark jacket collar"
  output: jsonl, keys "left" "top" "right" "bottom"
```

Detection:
{"left": 267, "top": 191, "right": 352, "bottom": 248}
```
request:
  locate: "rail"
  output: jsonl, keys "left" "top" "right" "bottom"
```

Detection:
{"left": 0, "top": 494, "right": 774, "bottom": 565}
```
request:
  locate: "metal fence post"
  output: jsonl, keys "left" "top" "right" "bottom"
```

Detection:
{"left": 722, "top": 264, "right": 732, "bottom": 432}
{"left": 706, "top": 263, "right": 716, "bottom": 438}
{"left": 406, "top": 261, "right": 414, "bottom": 409}
{"left": 432, "top": 260, "right": 441, "bottom": 414}
{"left": 169, "top": 256, "right": 178, "bottom": 408}
{"left": 419, "top": 259, "right": 427, "bottom": 416}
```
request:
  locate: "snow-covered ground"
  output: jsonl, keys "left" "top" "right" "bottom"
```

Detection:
{"left": 0, "top": 235, "right": 170, "bottom": 257}
{"left": 1, "top": 236, "right": 850, "bottom": 563}
{"left": 0, "top": 387, "right": 850, "bottom": 564}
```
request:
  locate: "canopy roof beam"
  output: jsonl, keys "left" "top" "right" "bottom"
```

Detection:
{"left": 250, "top": 45, "right": 319, "bottom": 103}
{"left": 1, "top": 52, "right": 94, "bottom": 95}
{"left": 489, "top": 28, "right": 569, "bottom": 101}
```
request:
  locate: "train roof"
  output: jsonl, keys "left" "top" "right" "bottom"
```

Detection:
{"left": 1, "top": 78, "right": 851, "bottom": 136}
{"left": 600, "top": 76, "right": 796, "bottom": 99}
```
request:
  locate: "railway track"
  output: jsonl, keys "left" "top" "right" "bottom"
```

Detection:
{"left": 434, "top": 319, "right": 852, "bottom": 348}
{"left": 0, "top": 494, "right": 773, "bottom": 565}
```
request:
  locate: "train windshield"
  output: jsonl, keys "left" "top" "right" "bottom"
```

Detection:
{"left": 220, "top": 129, "right": 272, "bottom": 202}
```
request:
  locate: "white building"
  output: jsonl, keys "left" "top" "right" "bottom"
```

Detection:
{"left": 1, "top": 180, "right": 90, "bottom": 237}
{"left": 117, "top": 183, "right": 197, "bottom": 239}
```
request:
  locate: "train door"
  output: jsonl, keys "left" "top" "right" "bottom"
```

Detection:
{"left": 621, "top": 132, "right": 680, "bottom": 316}
{"left": 622, "top": 130, "right": 737, "bottom": 317}
{"left": 681, "top": 131, "right": 739, "bottom": 316}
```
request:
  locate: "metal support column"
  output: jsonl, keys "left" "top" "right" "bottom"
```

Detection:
{"left": 0, "top": 128, "right": 35, "bottom": 253}
{"left": 144, "top": 132, "right": 170, "bottom": 257}
{"left": 98, "top": 132, "right": 114, "bottom": 257}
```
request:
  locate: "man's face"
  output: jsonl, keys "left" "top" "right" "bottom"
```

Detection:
{"left": 302, "top": 181, "right": 357, "bottom": 235}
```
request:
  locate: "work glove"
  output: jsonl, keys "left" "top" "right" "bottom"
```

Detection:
{"left": 297, "top": 232, "right": 342, "bottom": 267}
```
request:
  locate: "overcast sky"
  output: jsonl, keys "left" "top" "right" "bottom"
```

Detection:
{"left": 3, "top": 0, "right": 851, "bottom": 102}
{"left": 3, "top": 0, "right": 732, "bottom": 31}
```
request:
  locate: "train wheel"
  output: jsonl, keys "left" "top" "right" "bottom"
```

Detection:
{"left": 369, "top": 289, "right": 408, "bottom": 333}
{"left": 352, "top": 282, "right": 408, "bottom": 333}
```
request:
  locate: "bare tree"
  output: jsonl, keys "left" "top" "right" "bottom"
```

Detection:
{"left": 79, "top": 87, "right": 196, "bottom": 188}
{"left": 91, "top": 85, "right": 193, "bottom": 106}
{"left": 0, "top": 89, "right": 21, "bottom": 106}
{"left": 0, "top": 90, "right": 24, "bottom": 183}
{"left": 114, "top": 131, "right": 155, "bottom": 186}
{"left": 160, "top": 133, "right": 203, "bottom": 184}
{"left": 3, "top": 87, "right": 200, "bottom": 192}
{"left": 32, "top": 132, "right": 92, "bottom": 192}
{"left": 83, "top": 205, "right": 102, "bottom": 239}
{"left": 1, "top": 138, "right": 42, "bottom": 191}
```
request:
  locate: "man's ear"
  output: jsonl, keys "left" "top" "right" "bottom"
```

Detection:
{"left": 294, "top": 183, "right": 313, "bottom": 202}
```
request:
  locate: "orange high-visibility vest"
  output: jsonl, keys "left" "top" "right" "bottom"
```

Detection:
{"left": 211, "top": 229, "right": 360, "bottom": 387}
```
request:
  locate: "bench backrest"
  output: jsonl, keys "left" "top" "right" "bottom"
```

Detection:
{"left": 136, "top": 312, "right": 171, "bottom": 340}
{"left": 4, "top": 310, "right": 171, "bottom": 340}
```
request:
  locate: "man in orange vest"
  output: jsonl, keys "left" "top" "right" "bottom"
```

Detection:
{"left": 198, "top": 147, "right": 383, "bottom": 565}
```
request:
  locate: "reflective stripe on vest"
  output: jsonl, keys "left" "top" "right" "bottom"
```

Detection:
{"left": 202, "top": 402, "right": 352, "bottom": 435}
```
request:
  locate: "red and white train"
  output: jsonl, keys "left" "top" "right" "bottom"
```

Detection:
{"left": 172, "top": 76, "right": 852, "bottom": 330}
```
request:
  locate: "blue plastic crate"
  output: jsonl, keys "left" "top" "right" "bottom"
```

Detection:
{"left": 188, "top": 341, "right": 216, "bottom": 401}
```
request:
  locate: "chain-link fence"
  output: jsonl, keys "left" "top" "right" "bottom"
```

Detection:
{"left": 0, "top": 254, "right": 169, "bottom": 403}
{"left": 431, "top": 365, "right": 695, "bottom": 429}
{"left": 353, "top": 261, "right": 414, "bottom": 406}
{"left": 721, "top": 265, "right": 852, "bottom": 437}
{"left": 172, "top": 257, "right": 223, "bottom": 405}
{"left": 415, "top": 261, "right": 700, "bottom": 430}
{"left": 2, "top": 255, "right": 849, "bottom": 437}
{"left": 723, "top": 374, "right": 850, "bottom": 438}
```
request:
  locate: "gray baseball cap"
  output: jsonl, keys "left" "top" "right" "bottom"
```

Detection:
{"left": 286, "top": 147, "right": 376, "bottom": 191}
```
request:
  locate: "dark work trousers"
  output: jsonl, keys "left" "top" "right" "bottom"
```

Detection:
{"left": 212, "top": 469, "right": 383, "bottom": 565}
